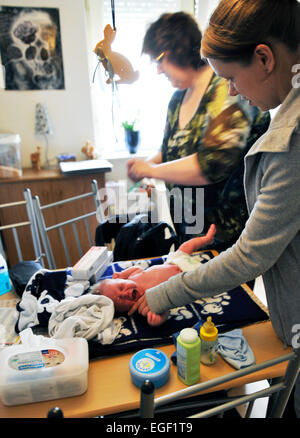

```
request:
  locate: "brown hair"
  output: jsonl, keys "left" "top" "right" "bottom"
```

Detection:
{"left": 142, "top": 12, "right": 206, "bottom": 70}
{"left": 201, "top": 0, "right": 300, "bottom": 64}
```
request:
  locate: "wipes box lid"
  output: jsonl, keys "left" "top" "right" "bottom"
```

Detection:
{"left": 0, "top": 329, "right": 89, "bottom": 406}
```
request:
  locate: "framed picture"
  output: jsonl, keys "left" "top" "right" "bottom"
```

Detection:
{"left": 0, "top": 6, "right": 65, "bottom": 90}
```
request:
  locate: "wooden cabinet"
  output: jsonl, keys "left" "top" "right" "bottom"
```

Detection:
{"left": 0, "top": 168, "right": 107, "bottom": 269}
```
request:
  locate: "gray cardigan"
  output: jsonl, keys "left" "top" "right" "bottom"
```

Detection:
{"left": 146, "top": 85, "right": 300, "bottom": 347}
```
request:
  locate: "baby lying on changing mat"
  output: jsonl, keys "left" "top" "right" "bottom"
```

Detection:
{"left": 92, "top": 224, "right": 216, "bottom": 326}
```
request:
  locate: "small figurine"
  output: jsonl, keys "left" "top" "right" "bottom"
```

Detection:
{"left": 81, "top": 141, "right": 98, "bottom": 160}
{"left": 93, "top": 24, "right": 139, "bottom": 85}
{"left": 31, "top": 146, "right": 41, "bottom": 170}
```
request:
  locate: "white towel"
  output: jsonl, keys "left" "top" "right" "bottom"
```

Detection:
{"left": 17, "top": 293, "right": 40, "bottom": 331}
{"left": 64, "top": 280, "right": 90, "bottom": 297}
{"left": 48, "top": 294, "right": 122, "bottom": 344}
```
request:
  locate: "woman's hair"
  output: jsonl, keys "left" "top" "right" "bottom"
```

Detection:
{"left": 142, "top": 11, "right": 206, "bottom": 69}
{"left": 201, "top": 0, "right": 300, "bottom": 64}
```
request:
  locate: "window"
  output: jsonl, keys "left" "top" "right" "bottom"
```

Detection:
{"left": 85, "top": 1, "right": 215, "bottom": 157}
{"left": 195, "top": 0, "right": 220, "bottom": 28}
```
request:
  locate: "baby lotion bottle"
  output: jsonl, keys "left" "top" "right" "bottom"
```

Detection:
{"left": 176, "top": 328, "right": 201, "bottom": 385}
{"left": 200, "top": 316, "right": 218, "bottom": 365}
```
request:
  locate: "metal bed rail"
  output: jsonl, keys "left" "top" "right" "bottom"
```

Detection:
{"left": 139, "top": 349, "right": 299, "bottom": 418}
{"left": 33, "top": 180, "right": 100, "bottom": 269}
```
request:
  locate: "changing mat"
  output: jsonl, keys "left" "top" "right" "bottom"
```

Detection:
{"left": 88, "top": 250, "right": 269, "bottom": 359}
{"left": 15, "top": 251, "right": 269, "bottom": 360}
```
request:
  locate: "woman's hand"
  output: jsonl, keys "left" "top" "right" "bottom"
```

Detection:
{"left": 128, "top": 153, "right": 210, "bottom": 186}
{"left": 147, "top": 310, "right": 169, "bottom": 326}
{"left": 127, "top": 293, "right": 150, "bottom": 317}
{"left": 128, "top": 295, "right": 168, "bottom": 326}
{"left": 127, "top": 158, "right": 156, "bottom": 182}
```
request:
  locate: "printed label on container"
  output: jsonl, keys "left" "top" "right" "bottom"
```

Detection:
{"left": 176, "top": 343, "right": 187, "bottom": 380}
{"left": 136, "top": 358, "right": 155, "bottom": 373}
{"left": 9, "top": 349, "right": 65, "bottom": 371}
{"left": 201, "top": 340, "right": 218, "bottom": 365}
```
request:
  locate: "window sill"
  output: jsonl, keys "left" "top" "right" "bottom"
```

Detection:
{"left": 101, "top": 150, "right": 149, "bottom": 160}
{"left": 101, "top": 149, "right": 151, "bottom": 181}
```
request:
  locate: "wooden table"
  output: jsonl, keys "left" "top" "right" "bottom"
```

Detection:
{"left": 0, "top": 321, "right": 292, "bottom": 418}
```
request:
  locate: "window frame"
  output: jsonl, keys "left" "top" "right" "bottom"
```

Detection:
{"left": 85, "top": 0, "right": 216, "bottom": 158}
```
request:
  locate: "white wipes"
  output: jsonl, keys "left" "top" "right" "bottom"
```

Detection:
{"left": 48, "top": 294, "right": 121, "bottom": 344}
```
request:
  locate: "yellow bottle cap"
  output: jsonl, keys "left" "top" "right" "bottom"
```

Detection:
{"left": 200, "top": 316, "right": 218, "bottom": 341}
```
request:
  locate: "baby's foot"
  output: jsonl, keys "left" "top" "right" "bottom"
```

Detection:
{"left": 147, "top": 311, "right": 169, "bottom": 327}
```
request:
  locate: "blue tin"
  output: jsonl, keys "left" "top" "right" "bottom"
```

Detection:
{"left": 129, "top": 348, "right": 170, "bottom": 388}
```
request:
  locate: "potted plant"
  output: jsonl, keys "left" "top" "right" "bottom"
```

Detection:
{"left": 122, "top": 119, "right": 140, "bottom": 154}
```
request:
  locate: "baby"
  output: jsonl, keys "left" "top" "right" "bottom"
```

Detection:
{"left": 92, "top": 224, "right": 216, "bottom": 326}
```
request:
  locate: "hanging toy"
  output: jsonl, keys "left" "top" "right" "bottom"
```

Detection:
{"left": 92, "top": 1, "right": 139, "bottom": 143}
{"left": 92, "top": 1, "right": 138, "bottom": 85}
{"left": 93, "top": 23, "right": 139, "bottom": 85}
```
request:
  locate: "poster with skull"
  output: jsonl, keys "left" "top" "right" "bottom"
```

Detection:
{"left": 0, "top": 6, "right": 65, "bottom": 90}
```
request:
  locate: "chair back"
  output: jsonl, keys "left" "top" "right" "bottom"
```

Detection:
{"left": 33, "top": 179, "right": 101, "bottom": 269}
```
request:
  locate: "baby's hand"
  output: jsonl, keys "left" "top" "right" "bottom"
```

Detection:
{"left": 147, "top": 311, "right": 169, "bottom": 327}
{"left": 128, "top": 296, "right": 168, "bottom": 326}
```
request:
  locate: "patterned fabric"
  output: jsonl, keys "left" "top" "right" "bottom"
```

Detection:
{"left": 161, "top": 74, "right": 270, "bottom": 250}
{"left": 88, "top": 251, "right": 269, "bottom": 359}
{"left": 12, "top": 253, "right": 269, "bottom": 360}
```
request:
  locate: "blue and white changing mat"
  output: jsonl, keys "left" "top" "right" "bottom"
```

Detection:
{"left": 15, "top": 251, "right": 269, "bottom": 360}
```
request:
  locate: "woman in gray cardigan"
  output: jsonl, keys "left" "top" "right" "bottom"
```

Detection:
{"left": 131, "top": 0, "right": 300, "bottom": 416}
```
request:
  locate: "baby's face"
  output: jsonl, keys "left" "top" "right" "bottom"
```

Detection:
{"left": 100, "top": 278, "right": 144, "bottom": 312}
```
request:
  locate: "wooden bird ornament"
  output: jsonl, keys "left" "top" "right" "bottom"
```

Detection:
{"left": 81, "top": 141, "right": 98, "bottom": 160}
{"left": 94, "top": 24, "right": 139, "bottom": 85}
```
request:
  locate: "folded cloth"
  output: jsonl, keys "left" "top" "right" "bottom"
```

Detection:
{"left": 15, "top": 269, "right": 93, "bottom": 334}
{"left": 48, "top": 294, "right": 122, "bottom": 343}
{"left": 15, "top": 269, "right": 67, "bottom": 332}
{"left": 64, "top": 280, "right": 90, "bottom": 297}
{"left": 15, "top": 292, "right": 40, "bottom": 330}
{"left": 217, "top": 329, "right": 255, "bottom": 369}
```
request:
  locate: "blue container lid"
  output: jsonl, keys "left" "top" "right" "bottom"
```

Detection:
{"left": 56, "top": 153, "right": 76, "bottom": 160}
{"left": 129, "top": 348, "right": 170, "bottom": 388}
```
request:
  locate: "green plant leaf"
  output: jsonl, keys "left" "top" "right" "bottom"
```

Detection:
{"left": 122, "top": 120, "right": 136, "bottom": 131}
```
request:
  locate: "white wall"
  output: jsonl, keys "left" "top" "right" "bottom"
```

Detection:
{"left": 0, "top": 0, "right": 96, "bottom": 168}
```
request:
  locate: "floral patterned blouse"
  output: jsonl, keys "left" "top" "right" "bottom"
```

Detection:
{"left": 161, "top": 74, "right": 270, "bottom": 251}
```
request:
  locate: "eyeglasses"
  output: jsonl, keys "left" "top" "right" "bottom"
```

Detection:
{"left": 155, "top": 51, "right": 165, "bottom": 64}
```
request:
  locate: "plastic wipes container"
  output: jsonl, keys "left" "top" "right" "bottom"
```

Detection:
{"left": 0, "top": 134, "right": 22, "bottom": 178}
{"left": 0, "top": 328, "right": 89, "bottom": 406}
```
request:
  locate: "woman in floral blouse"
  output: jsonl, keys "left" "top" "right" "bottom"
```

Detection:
{"left": 127, "top": 11, "right": 270, "bottom": 251}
